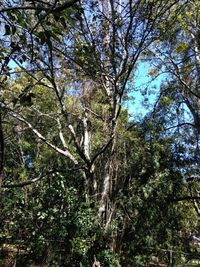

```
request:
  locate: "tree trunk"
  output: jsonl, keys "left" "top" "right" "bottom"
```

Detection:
{"left": 0, "top": 110, "right": 4, "bottom": 188}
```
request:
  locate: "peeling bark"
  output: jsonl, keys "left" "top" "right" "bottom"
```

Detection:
{"left": 83, "top": 109, "right": 91, "bottom": 161}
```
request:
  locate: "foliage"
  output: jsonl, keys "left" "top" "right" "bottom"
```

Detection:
{"left": 0, "top": 0, "right": 200, "bottom": 266}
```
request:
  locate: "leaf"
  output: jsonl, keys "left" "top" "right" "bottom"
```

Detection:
{"left": 4, "top": 24, "right": 11, "bottom": 35}
{"left": 19, "top": 94, "right": 35, "bottom": 106}
{"left": 10, "top": 42, "right": 21, "bottom": 52}
{"left": 60, "top": 17, "right": 67, "bottom": 29}
{"left": 37, "top": 31, "right": 52, "bottom": 47}
{"left": 51, "top": 30, "right": 61, "bottom": 42}
{"left": 17, "top": 13, "right": 27, "bottom": 28}
{"left": 12, "top": 25, "right": 17, "bottom": 35}
{"left": 4, "top": 56, "right": 9, "bottom": 65}
{"left": 174, "top": 42, "right": 189, "bottom": 54}
{"left": 53, "top": 11, "right": 61, "bottom": 21}
{"left": 12, "top": 97, "right": 18, "bottom": 106}
{"left": 22, "top": 55, "right": 27, "bottom": 62}
{"left": 37, "top": 31, "right": 46, "bottom": 45}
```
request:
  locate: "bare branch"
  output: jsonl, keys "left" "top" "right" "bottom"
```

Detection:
{"left": 193, "top": 199, "right": 200, "bottom": 216}
{"left": 2, "top": 167, "right": 84, "bottom": 188}
{"left": 4, "top": 106, "right": 78, "bottom": 165}
{"left": 164, "top": 122, "right": 196, "bottom": 131}
{"left": 171, "top": 196, "right": 200, "bottom": 202}
{"left": 84, "top": 107, "right": 104, "bottom": 121}
{"left": 68, "top": 124, "right": 90, "bottom": 165}
{"left": 0, "top": 6, "right": 48, "bottom": 13}
{"left": 91, "top": 136, "right": 114, "bottom": 165}
{"left": 57, "top": 117, "right": 69, "bottom": 151}
{"left": 0, "top": 0, "right": 79, "bottom": 13}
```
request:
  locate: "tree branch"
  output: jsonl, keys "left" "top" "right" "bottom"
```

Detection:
{"left": 91, "top": 136, "right": 114, "bottom": 165}
{"left": 68, "top": 124, "right": 90, "bottom": 165}
{"left": 164, "top": 122, "right": 196, "bottom": 131}
{"left": 4, "top": 106, "right": 78, "bottom": 165}
{"left": 171, "top": 196, "right": 200, "bottom": 202}
{"left": 0, "top": 110, "right": 4, "bottom": 188}
{"left": 54, "top": 0, "right": 79, "bottom": 12}
{"left": 0, "top": 6, "right": 48, "bottom": 13}
{"left": 0, "top": 0, "right": 79, "bottom": 13}
{"left": 2, "top": 167, "right": 84, "bottom": 188}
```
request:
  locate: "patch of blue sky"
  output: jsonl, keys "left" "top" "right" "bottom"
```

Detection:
{"left": 127, "top": 62, "right": 194, "bottom": 128}
{"left": 23, "top": 155, "right": 33, "bottom": 169}
{"left": 8, "top": 59, "right": 18, "bottom": 69}
{"left": 126, "top": 61, "right": 166, "bottom": 121}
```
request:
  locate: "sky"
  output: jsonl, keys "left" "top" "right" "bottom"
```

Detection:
{"left": 127, "top": 61, "right": 165, "bottom": 120}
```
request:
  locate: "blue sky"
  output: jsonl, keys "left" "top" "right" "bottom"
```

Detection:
{"left": 127, "top": 61, "right": 165, "bottom": 120}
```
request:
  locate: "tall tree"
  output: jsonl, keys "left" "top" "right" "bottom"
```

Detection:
{"left": 145, "top": 0, "right": 200, "bottom": 216}
{"left": 0, "top": 0, "right": 188, "bottom": 221}
{"left": 1, "top": 1, "right": 200, "bottom": 265}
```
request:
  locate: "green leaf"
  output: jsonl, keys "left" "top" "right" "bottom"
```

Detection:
{"left": 10, "top": 42, "right": 21, "bottom": 52}
{"left": 12, "top": 25, "right": 17, "bottom": 34}
{"left": 37, "top": 31, "right": 52, "bottom": 47}
{"left": 53, "top": 11, "right": 60, "bottom": 21}
{"left": 174, "top": 42, "right": 189, "bottom": 53}
{"left": 60, "top": 17, "right": 67, "bottom": 29}
{"left": 19, "top": 93, "right": 35, "bottom": 106}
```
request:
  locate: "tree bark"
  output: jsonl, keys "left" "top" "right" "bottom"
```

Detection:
{"left": 0, "top": 110, "right": 4, "bottom": 188}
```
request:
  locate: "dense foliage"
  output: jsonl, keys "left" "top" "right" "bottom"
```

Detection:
{"left": 0, "top": 1, "right": 199, "bottom": 266}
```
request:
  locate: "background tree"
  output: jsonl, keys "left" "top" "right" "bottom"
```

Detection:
{"left": 145, "top": 0, "right": 200, "bottom": 216}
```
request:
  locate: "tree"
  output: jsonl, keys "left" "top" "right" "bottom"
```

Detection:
{"left": 145, "top": 0, "right": 200, "bottom": 216}
{"left": 0, "top": 0, "right": 187, "bottom": 216}
{"left": 1, "top": 0, "right": 199, "bottom": 266}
